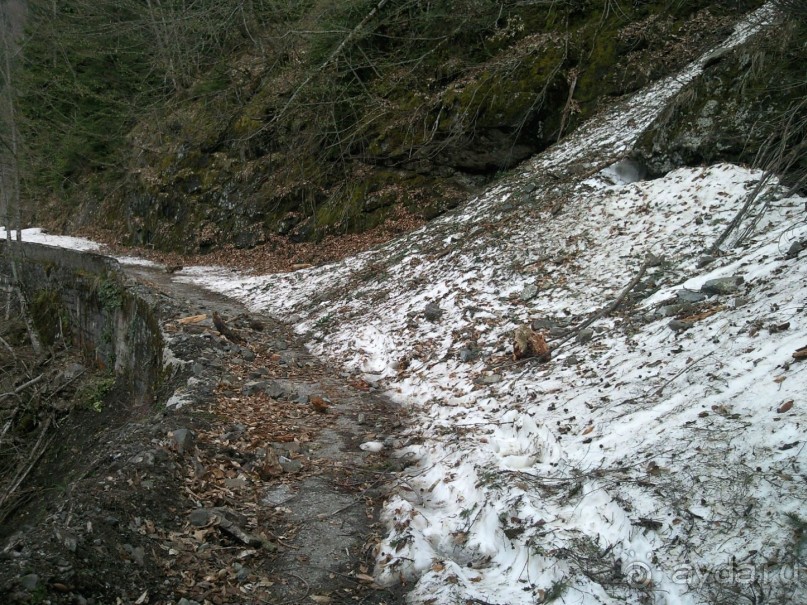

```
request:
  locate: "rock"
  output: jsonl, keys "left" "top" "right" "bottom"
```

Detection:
{"left": 241, "top": 380, "right": 268, "bottom": 395}
{"left": 563, "top": 354, "right": 580, "bottom": 367}
{"left": 548, "top": 327, "right": 566, "bottom": 339}
{"left": 786, "top": 240, "right": 803, "bottom": 259}
{"left": 520, "top": 284, "right": 538, "bottom": 301}
{"left": 177, "top": 598, "right": 201, "bottom": 605}
{"left": 357, "top": 413, "right": 367, "bottom": 425}
{"left": 19, "top": 574, "right": 39, "bottom": 591}
{"left": 192, "top": 362, "right": 206, "bottom": 376}
{"left": 239, "top": 347, "right": 256, "bottom": 362}
{"left": 575, "top": 329, "right": 594, "bottom": 344}
{"left": 189, "top": 509, "right": 212, "bottom": 527}
{"left": 675, "top": 289, "right": 706, "bottom": 303}
{"left": 668, "top": 319, "right": 693, "bottom": 333}
{"left": 700, "top": 275, "right": 744, "bottom": 295}
{"left": 172, "top": 428, "right": 195, "bottom": 454}
{"left": 458, "top": 348, "right": 477, "bottom": 362}
{"left": 278, "top": 457, "right": 303, "bottom": 474}
{"left": 531, "top": 318, "right": 556, "bottom": 331}
{"left": 62, "top": 363, "right": 86, "bottom": 381}
{"left": 424, "top": 302, "right": 443, "bottom": 322}
{"left": 54, "top": 528, "right": 78, "bottom": 552}
{"left": 279, "top": 351, "right": 299, "bottom": 366}
{"left": 697, "top": 255, "right": 717, "bottom": 268}
{"left": 224, "top": 477, "right": 247, "bottom": 490}
{"left": 478, "top": 374, "right": 503, "bottom": 385}
{"left": 264, "top": 381, "right": 288, "bottom": 399}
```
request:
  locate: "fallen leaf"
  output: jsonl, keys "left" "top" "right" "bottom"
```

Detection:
{"left": 777, "top": 400, "right": 794, "bottom": 414}
{"left": 582, "top": 425, "right": 594, "bottom": 435}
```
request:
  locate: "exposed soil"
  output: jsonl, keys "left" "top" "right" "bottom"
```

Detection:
{"left": 0, "top": 261, "right": 408, "bottom": 605}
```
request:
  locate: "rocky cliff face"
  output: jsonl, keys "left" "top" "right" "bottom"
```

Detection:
{"left": 23, "top": 1, "right": 804, "bottom": 254}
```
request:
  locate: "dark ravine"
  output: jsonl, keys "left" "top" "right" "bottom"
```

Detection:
{"left": 0, "top": 250, "right": 407, "bottom": 605}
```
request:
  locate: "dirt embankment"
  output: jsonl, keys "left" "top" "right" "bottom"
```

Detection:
{"left": 1, "top": 260, "right": 407, "bottom": 605}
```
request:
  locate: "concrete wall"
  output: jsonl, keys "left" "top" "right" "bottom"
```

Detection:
{"left": 0, "top": 240, "right": 163, "bottom": 405}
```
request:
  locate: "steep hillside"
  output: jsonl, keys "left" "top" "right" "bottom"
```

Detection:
{"left": 15, "top": 0, "right": 789, "bottom": 255}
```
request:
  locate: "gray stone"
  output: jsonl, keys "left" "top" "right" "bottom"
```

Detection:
{"left": 668, "top": 319, "right": 693, "bottom": 333}
{"left": 563, "top": 354, "right": 580, "bottom": 367}
{"left": 172, "top": 428, "right": 195, "bottom": 454}
{"left": 701, "top": 275, "right": 744, "bottom": 295}
{"left": 279, "top": 351, "right": 299, "bottom": 366}
{"left": 54, "top": 528, "right": 78, "bottom": 552}
{"left": 548, "top": 327, "right": 567, "bottom": 339}
{"left": 424, "top": 302, "right": 443, "bottom": 322}
{"left": 177, "top": 599, "right": 201, "bottom": 605}
{"left": 264, "top": 381, "right": 288, "bottom": 399}
{"left": 189, "top": 509, "right": 212, "bottom": 527}
{"left": 576, "top": 329, "right": 594, "bottom": 344}
{"left": 239, "top": 348, "right": 256, "bottom": 362}
{"left": 697, "top": 255, "right": 717, "bottom": 268}
{"left": 241, "top": 381, "right": 267, "bottom": 396}
{"left": 357, "top": 413, "right": 367, "bottom": 425}
{"left": 786, "top": 240, "right": 803, "bottom": 259}
{"left": 19, "top": 574, "right": 39, "bottom": 591}
{"left": 520, "top": 284, "right": 538, "bottom": 301}
{"left": 279, "top": 457, "right": 303, "bottom": 474}
{"left": 458, "top": 348, "right": 477, "bottom": 362}
{"left": 530, "top": 318, "right": 556, "bottom": 331}
{"left": 478, "top": 374, "right": 503, "bottom": 385}
{"left": 675, "top": 289, "right": 707, "bottom": 303}
{"left": 192, "top": 362, "right": 206, "bottom": 376}
{"left": 224, "top": 477, "right": 247, "bottom": 490}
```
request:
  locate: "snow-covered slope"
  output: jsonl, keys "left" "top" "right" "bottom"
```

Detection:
{"left": 179, "top": 5, "right": 807, "bottom": 604}
{"left": 11, "top": 4, "right": 803, "bottom": 604}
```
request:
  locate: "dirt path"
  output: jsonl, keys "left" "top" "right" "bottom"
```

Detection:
{"left": 0, "top": 261, "right": 406, "bottom": 605}
{"left": 125, "top": 263, "right": 408, "bottom": 605}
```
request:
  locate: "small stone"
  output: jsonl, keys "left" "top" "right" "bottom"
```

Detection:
{"left": 172, "top": 428, "right": 195, "bottom": 454}
{"left": 701, "top": 275, "right": 744, "bottom": 295}
{"left": 192, "top": 362, "right": 206, "bottom": 376}
{"left": 675, "top": 289, "right": 706, "bottom": 303}
{"left": 548, "top": 327, "right": 566, "bottom": 339}
{"left": 240, "top": 348, "right": 256, "bottom": 362}
{"left": 575, "top": 329, "right": 594, "bottom": 344}
{"left": 458, "top": 348, "right": 477, "bottom": 362}
{"left": 478, "top": 374, "right": 503, "bottom": 385}
{"left": 668, "top": 319, "right": 693, "bottom": 333}
{"left": 357, "top": 413, "right": 367, "bottom": 425}
{"left": 786, "top": 240, "right": 803, "bottom": 259}
{"left": 278, "top": 457, "right": 303, "bottom": 474}
{"left": 224, "top": 477, "right": 247, "bottom": 489}
{"left": 189, "top": 509, "right": 212, "bottom": 527}
{"left": 424, "top": 302, "right": 443, "bottom": 322}
{"left": 19, "top": 574, "right": 39, "bottom": 591}
{"left": 177, "top": 599, "right": 201, "bottom": 605}
{"left": 530, "top": 318, "right": 556, "bottom": 331}
{"left": 241, "top": 381, "right": 267, "bottom": 396}
{"left": 264, "top": 381, "right": 288, "bottom": 399}
{"left": 697, "top": 255, "right": 717, "bottom": 268}
{"left": 563, "top": 354, "right": 580, "bottom": 367}
{"left": 520, "top": 284, "right": 538, "bottom": 301}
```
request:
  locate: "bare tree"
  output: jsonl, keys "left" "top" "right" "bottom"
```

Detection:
{"left": 1, "top": 0, "right": 42, "bottom": 354}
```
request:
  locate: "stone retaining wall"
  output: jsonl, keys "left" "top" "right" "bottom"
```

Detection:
{"left": 0, "top": 241, "right": 162, "bottom": 404}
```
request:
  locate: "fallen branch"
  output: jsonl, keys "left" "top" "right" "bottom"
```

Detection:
{"left": 0, "top": 373, "right": 44, "bottom": 402}
{"left": 553, "top": 253, "right": 657, "bottom": 350}
{"left": 0, "top": 414, "right": 53, "bottom": 512}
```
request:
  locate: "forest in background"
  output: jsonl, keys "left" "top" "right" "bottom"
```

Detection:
{"left": 2, "top": 0, "right": 805, "bottom": 254}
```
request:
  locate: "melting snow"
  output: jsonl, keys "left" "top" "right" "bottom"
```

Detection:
{"left": 12, "top": 3, "right": 805, "bottom": 603}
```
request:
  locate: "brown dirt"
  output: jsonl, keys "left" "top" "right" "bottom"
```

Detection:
{"left": 0, "top": 262, "right": 409, "bottom": 605}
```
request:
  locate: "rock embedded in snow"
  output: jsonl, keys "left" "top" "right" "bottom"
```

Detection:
{"left": 675, "top": 289, "right": 706, "bottom": 303}
{"left": 700, "top": 275, "right": 744, "bottom": 295}
{"left": 668, "top": 319, "right": 693, "bottom": 333}
{"left": 423, "top": 302, "right": 443, "bottom": 322}
{"left": 576, "top": 329, "right": 594, "bottom": 344}
{"left": 520, "top": 284, "right": 538, "bottom": 301}
{"left": 360, "top": 441, "right": 384, "bottom": 452}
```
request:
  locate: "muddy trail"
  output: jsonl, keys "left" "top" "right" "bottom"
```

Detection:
{"left": 0, "top": 261, "right": 408, "bottom": 605}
